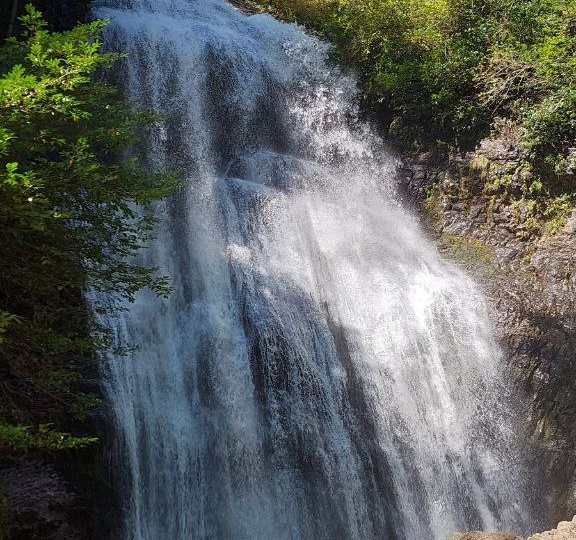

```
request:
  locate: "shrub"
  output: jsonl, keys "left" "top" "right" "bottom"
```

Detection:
{"left": 0, "top": 6, "right": 175, "bottom": 444}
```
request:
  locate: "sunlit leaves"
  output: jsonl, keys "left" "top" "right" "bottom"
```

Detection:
{"left": 0, "top": 6, "right": 176, "bottom": 438}
{"left": 263, "top": 0, "right": 576, "bottom": 175}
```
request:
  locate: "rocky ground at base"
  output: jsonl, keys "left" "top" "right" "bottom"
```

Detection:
{"left": 528, "top": 516, "right": 576, "bottom": 539}
{"left": 453, "top": 515, "right": 576, "bottom": 540}
{"left": 452, "top": 533, "right": 523, "bottom": 540}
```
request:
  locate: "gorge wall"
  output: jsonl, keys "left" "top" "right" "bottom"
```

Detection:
{"left": 401, "top": 136, "right": 576, "bottom": 520}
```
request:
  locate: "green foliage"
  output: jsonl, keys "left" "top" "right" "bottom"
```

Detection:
{"left": 263, "top": 0, "right": 491, "bottom": 145}
{"left": 0, "top": 312, "right": 21, "bottom": 346}
{"left": 477, "top": 1, "right": 576, "bottom": 172}
{"left": 0, "top": 422, "right": 97, "bottom": 452}
{"left": 424, "top": 184, "right": 444, "bottom": 229}
{"left": 543, "top": 193, "right": 576, "bottom": 234}
{"left": 438, "top": 233, "right": 496, "bottom": 270}
{"left": 259, "top": 0, "right": 576, "bottom": 193}
{"left": 0, "top": 6, "right": 176, "bottom": 448}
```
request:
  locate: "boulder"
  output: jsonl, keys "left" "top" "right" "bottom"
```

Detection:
{"left": 451, "top": 533, "right": 523, "bottom": 540}
{"left": 527, "top": 515, "right": 576, "bottom": 539}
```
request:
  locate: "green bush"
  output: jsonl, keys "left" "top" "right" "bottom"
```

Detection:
{"left": 0, "top": 6, "right": 175, "bottom": 445}
{"left": 0, "top": 423, "right": 97, "bottom": 453}
{"left": 259, "top": 0, "right": 576, "bottom": 192}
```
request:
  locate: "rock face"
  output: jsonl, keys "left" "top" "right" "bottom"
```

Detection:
{"left": 528, "top": 516, "right": 576, "bottom": 539}
{"left": 401, "top": 134, "right": 576, "bottom": 517}
{"left": 452, "top": 533, "right": 523, "bottom": 540}
{"left": 228, "top": 0, "right": 262, "bottom": 13}
{"left": 453, "top": 516, "right": 576, "bottom": 540}
{"left": 0, "top": 428, "right": 120, "bottom": 540}
{"left": 0, "top": 460, "right": 80, "bottom": 540}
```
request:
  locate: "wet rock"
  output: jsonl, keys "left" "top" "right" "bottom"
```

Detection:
{"left": 469, "top": 204, "right": 485, "bottom": 219}
{"left": 562, "top": 210, "right": 576, "bottom": 235}
{"left": 451, "top": 533, "right": 523, "bottom": 540}
{"left": 228, "top": 0, "right": 262, "bottom": 14}
{"left": 492, "top": 210, "right": 511, "bottom": 223}
{"left": 527, "top": 516, "right": 576, "bottom": 540}
{"left": 453, "top": 517, "right": 576, "bottom": 540}
{"left": 399, "top": 136, "right": 576, "bottom": 518}
{"left": 0, "top": 460, "right": 81, "bottom": 540}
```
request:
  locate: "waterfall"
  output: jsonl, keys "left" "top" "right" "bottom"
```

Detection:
{"left": 94, "top": 0, "right": 533, "bottom": 538}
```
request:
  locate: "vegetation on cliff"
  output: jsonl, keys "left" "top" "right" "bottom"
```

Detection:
{"left": 0, "top": 6, "right": 175, "bottom": 451}
{"left": 253, "top": 0, "right": 575, "bottom": 198}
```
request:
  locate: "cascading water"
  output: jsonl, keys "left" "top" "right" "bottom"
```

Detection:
{"left": 93, "top": 0, "right": 535, "bottom": 538}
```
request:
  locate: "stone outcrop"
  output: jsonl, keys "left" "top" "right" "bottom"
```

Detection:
{"left": 400, "top": 134, "right": 576, "bottom": 517}
{"left": 0, "top": 421, "right": 120, "bottom": 540}
{"left": 228, "top": 0, "right": 263, "bottom": 14}
{"left": 528, "top": 516, "right": 576, "bottom": 539}
{"left": 0, "top": 460, "right": 80, "bottom": 540}
{"left": 452, "top": 516, "right": 576, "bottom": 540}
{"left": 452, "top": 533, "right": 523, "bottom": 540}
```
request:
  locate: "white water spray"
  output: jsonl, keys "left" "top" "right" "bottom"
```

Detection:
{"left": 94, "top": 0, "right": 532, "bottom": 538}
